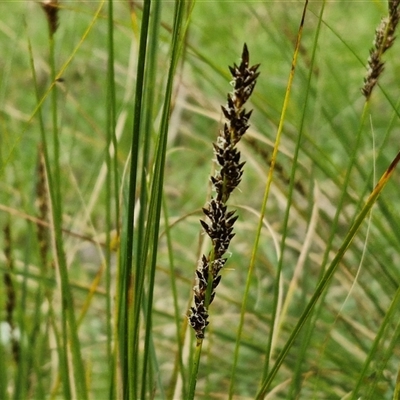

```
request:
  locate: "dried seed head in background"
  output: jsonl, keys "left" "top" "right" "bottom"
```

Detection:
{"left": 362, "top": 0, "right": 400, "bottom": 98}
{"left": 36, "top": 145, "right": 49, "bottom": 269}
{"left": 189, "top": 44, "right": 259, "bottom": 340}
{"left": 41, "top": 0, "right": 59, "bottom": 36}
{"left": 3, "top": 224, "right": 19, "bottom": 363}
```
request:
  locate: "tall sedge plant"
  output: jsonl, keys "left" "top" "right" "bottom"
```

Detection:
{"left": 188, "top": 44, "right": 260, "bottom": 397}
{"left": 4, "top": 1, "right": 400, "bottom": 398}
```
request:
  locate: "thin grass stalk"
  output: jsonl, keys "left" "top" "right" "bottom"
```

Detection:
{"left": 47, "top": 32, "right": 74, "bottom": 400}
{"left": 133, "top": 0, "right": 163, "bottom": 394}
{"left": 308, "top": 111, "right": 372, "bottom": 392}
{"left": 19, "top": 1, "right": 104, "bottom": 166}
{"left": 228, "top": 3, "right": 309, "bottom": 397}
{"left": 25, "top": 18, "right": 70, "bottom": 399}
{"left": 171, "top": 252, "right": 200, "bottom": 399}
{"left": 26, "top": 28, "right": 62, "bottom": 400}
{"left": 288, "top": 284, "right": 312, "bottom": 398}
{"left": 140, "top": 1, "right": 190, "bottom": 396}
{"left": 48, "top": 306, "right": 65, "bottom": 399}
{"left": 41, "top": 4, "right": 87, "bottom": 398}
{"left": 188, "top": 341, "right": 203, "bottom": 399}
{"left": 267, "top": 0, "right": 320, "bottom": 362}
{"left": 130, "top": 12, "right": 155, "bottom": 388}
{"left": 366, "top": 317, "right": 400, "bottom": 398}
{"left": 144, "top": 319, "right": 165, "bottom": 398}
{"left": 132, "top": 0, "right": 162, "bottom": 334}
{"left": 110, "top": 26, "right": 120, "bottom": 237}
{"left": 281, "top": 3, "right": 325, "bottom": 395}
{"left": 394, "top": 365, "right": 400, "bottom": 400}
{"left": 298, "top": 61, "right": 371, "bottom": 399}
{"left": 256, "top": 150, "right": 400, "bottom": 398}
{"left": 260, "top": 0, "right": 309, "bottom": 378}
{"left": 117, "top": 0, "right": 151, "bottom": 397}
{"left": 0, "top": 341, "right": 6, "bottom": 400}
{"left": 31, "top": 320, "right": 48, "bottom": 399}
{"left": 350, "top": 285, "right": 400, "bottom": 399}
{"left": 162, "top": 197, "right": 187, "bottom": 399}
{"left": 128, "top": 0, "right": 152, "bottom": 390}
{"left": 18, "top": 222, "right": 43, "bottom": 399}
{"left": 105, "top": 0, "right": 117, "bottom": 396}
{"left": 26, "top": 298, "right": 43, "bottom": 398}
{"left": 311, "top": 3, "right": 400, "bottom": 387}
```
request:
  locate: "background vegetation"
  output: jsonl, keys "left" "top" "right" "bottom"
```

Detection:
{"left": 1, "top": 0, "right": 400, "bottom": 398}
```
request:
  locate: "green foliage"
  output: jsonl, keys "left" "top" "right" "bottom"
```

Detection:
{"left": 1, "top": 0, "right": 400, "bottom": 399}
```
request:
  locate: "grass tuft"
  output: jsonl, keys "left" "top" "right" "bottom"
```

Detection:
{"left": 2, "top": 1, "right": 400, "bottom": 398}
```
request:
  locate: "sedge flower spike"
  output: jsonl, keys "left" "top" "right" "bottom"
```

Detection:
{"left": 189, "top": 44, "right": 260, "bottom": 340}
{"left": 362, "top": 0, "right": 400, "bottom": 98}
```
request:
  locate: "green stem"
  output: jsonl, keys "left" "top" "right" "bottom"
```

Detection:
{"left": 48, "top": 30, "right": 72, "bottom": 400}
{"left": 188, "top": 339, "right": 204, "bottom": 399}
{"left": 47, "top": 22, "right": 88, "bottom": 400}
{"left": 352, "top": 285, "right": 400, "bottom": 399}
{"left": 163, "top": 195, "right": 187, "bottom": 399}
{"left": 106, "top": 0, "right": 117, "bottom": 397}
{"left": 394, "top": 364, "right": 400, "bottom": 400}
{"left": 25, "top": 19, "right": 67, "bottom": 400}
{"left": 117, "top": 1, "right": 151, "bottom": 398}
{"left": 256, "top": 150, "right": 400, "bottom": 397}
{"left": 140, "top": 0, "right": 190, "bottom": 397}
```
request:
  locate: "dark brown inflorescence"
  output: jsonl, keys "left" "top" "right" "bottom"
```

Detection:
{"left": 36, "top": 146, "right": 49, "bottom": 269}
{"left": 362, "top": 0, "right": 400, "bottom": 98}
{"left": 41, "top": 0, "right": 60, "bottom": 36}
{"left": 3, "top": 224, "right": 19, "bottom": 363}
{"left": 189, "top": 44, "right": 259, "bottom": 340}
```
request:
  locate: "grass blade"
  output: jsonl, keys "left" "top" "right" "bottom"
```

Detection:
{"left": 256, "top": 150, "right": 400, "bottom": 397}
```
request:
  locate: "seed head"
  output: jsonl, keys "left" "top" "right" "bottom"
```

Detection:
{"left": 362, "top": 1, "right": 400, "bottom": 98}
{"left": 189, "top": 44, "right": 259, "bottom": 339}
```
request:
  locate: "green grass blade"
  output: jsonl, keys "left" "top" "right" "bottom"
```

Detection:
{"left": 140, "top": 1, "right": 193, "bottom": 397}
{"left": 47, "top": 26, "right": 88, "bottom": 400}
{"left": 117, "top": 1, "right": 151, "bottom": 398}
{"left": 283, "top": 3, "right": 326, "bottom": 395}
{"left": 25, "top": 21, "right": 72, "bottom": 400}
{"left": 256, "top": 150, "right": 400, "bottom": 397}
{"left": 394, "top": 364, "right": 400, "bottom": 400}
{"left": 105, "top": 0, "right": 118, "bottom": 397}
{"left": 162, "top": 195, "right": 187, "bottom": 399}
{"left": 351, "top": 286, "right": 400, "bottom": 399}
